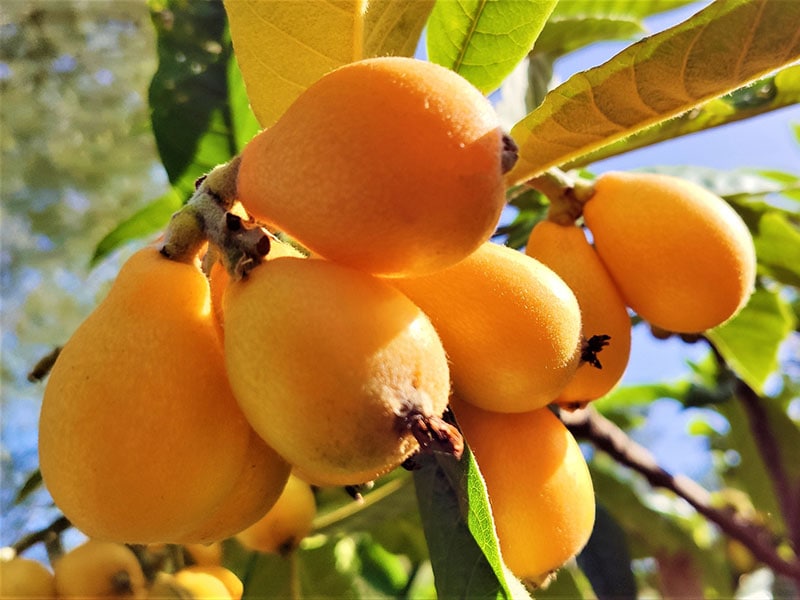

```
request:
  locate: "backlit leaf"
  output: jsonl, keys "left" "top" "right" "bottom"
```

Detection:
{"left": 224, "top": 0, "right": 434, "bottom": 128}
{"left": 507, "top": 0, "right": 800, "bottom": 184}
{"left": 563, "top": 66, "right": 800, "bottom": 170}
{"left": 706, "top": 287, "right": 796, "bottom": 395}
{"left": 426, "top": 0, "right": 557, "bottom": 94}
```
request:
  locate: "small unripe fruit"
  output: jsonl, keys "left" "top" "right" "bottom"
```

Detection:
{"left": 0, "top": 557, "right": 56, "bottom": 599}
{"left": 237, "top": 57, "right": 511, "bottom": 277}
{"left": 526, "top": 220, "right": 631, "bottom": 406}
{"left": 451, "top": 397, "right": 595, "bottom": 587}
{"left": 392, "top": 242, "right": 582, "bottom": 413}
{"left": 583, "top": 171, "right": 756, "bottom": 333}
{"left": 236, "top": 475, "right": 316, "bottom": 555}
{"left": 53, "top": 540, "right": 146, "bottom": 599}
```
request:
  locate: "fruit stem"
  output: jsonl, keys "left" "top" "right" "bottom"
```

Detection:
{"left": 526, "top": 168, "right": 595, "bottom": 226}
{"left": 159, "top": 157, "right": 274, "bottom": 279}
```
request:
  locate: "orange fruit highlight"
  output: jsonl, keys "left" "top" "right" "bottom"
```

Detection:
{"left": 39, "top": 247, "right": 251, "bottom": 543}
{"left": 223, "top": 257, "right": 451, "bottom": 486}
{"left": 237, "top": 57, "right": 509, "bottom": 277}
{"left": 450, "top": 397, "right": 595, "bottom": 587}
{"left": 583, "top": 171, "right": 756, "bottom": 333}
{"left": 392, "top": 242, "right": 582, "bottom": 413}
{"left": 526, "top": 220, "right": 631, "bottom": 406}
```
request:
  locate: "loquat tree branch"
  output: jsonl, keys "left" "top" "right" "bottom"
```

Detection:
{"left": 11, "top": 514, "right": 71, "bottom": 556}
{"left": 560, "top": 407, "right": 800, "bottom": 582}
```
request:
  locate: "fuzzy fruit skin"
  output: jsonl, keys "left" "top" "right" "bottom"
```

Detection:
{"left": 236, "top": 474, "right": 316, "bottom": 554}
{"left": 0, "top": 557, "right": 56, "bottom": 599}
{"left": 392, "top": 242, "right": 582, "bottom": 413}
{"left": 237, "top": 56, "right": 507, "bottom": 278}
{"left": 583, "top": 171, "right": 756, "bottom": 333}
{"left": 178, "top": 430, "right": 291, "bottom": 545}
{"left": 223, "top": 257, "right": 451, "bottom": 486}
{"left": 525, "top": 221, "right": 631, "bottom": 405}
{"left": 450, "top": 398, "right": 595, "bottom": 586}
{"left": 39, "top": 248, "right": 251, "bottom": 543}
{"left": 53, "top": 540, "right": 147, "bottom": 599}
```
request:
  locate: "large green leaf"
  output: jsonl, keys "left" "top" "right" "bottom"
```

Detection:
{"left": 90, "top": 189, "right": 182, "bottom": 266}
{"left": 149, "top": 0, "right": 241, "bottom": 197}
{"left": 706, "top": 287, "right": 796, "bottom": 395}
{"left": 413, "top": 449, "right": 532, "bottom": 600}
{"left": 563, "top": 66, "right": 800, "bottom": 170}
{"left": 426, "top": 0, "right": 557, "bottom": 94}
{"left": 507, "top": 0, "right": 800, "bottom": 184}
{"left": 224, "top": 0, "right": 434, "bottom": 128}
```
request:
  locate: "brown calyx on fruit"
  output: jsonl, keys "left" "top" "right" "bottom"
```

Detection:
{"left": 396, "top": 408, "right": 464, "bottom": 459}
{"left": 501, "top": 133, "right": 519, "bottom": 174}
{"left": 580, "top": 334, "right": 611, "bottom": 369}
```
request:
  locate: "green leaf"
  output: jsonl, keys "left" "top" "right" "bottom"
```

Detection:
{"left": 224, "top": 0, "right": 434, "bottom": 128}
{"left": 590, "top": 461, "right": 734, "bottom": 597}
{"left": 534, "top": 0, "right": 697, "bottom": 58}
{"left": 575, "top": 503, "right": 637, "bottom": 599}
{"left": 14, "top": 469, "right": 43, "bottom": 505}
{"left": 706, "top": 287, "right": 796, "bottom": 395}
{"left": 226, "top": 537, "right": 371, "bottom": 599}
{"left": 149, "top": 0, "right": 238, "bottom": 197}
{"left": 753, "top": 211, "right": 800, "bottom": 287}
{"left": 507, "top": 0, "right": 800, "bottom": 184}
{"left": 356, "top": 537, "right": 411, "bottom": 596}
{"left": 534, "top": 16, "right": 644, "bottom": 58}
{"left": 563, "top": 66, "right": 800, "bottom": 170}
{"left": 715, "top": 399, "right": 786, "bottom": 534}
{"left": 426, "top": 0, "right": 557, "bottom": 94}
{"left": 413, "top": 449, "right": 531, "bottom": 600}
{"left": 227, "top": 48, "right": 262, "bottom": 152}
{"left": 90, "top": 190, "right": 183, "bottom": 267}
{"left": 594, "top": 380, "right": 691, "bottom": 412}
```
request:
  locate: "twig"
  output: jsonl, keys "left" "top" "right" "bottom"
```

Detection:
{"left": 560, "top": 407, "right": 800, "bottom": 582}
{"left": 11, "top": 514, "right": 71, "bottom": 556}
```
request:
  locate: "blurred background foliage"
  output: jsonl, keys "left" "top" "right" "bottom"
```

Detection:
{"left": 1, "top": 0, "right": 164, "bottom": 545}
{"left": 1, "top": 1, "right": 799, "bottom": 598}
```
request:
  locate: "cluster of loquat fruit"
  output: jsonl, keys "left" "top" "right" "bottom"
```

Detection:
{"left": 27, "top": 56, "right": 756, "bottom": 594}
